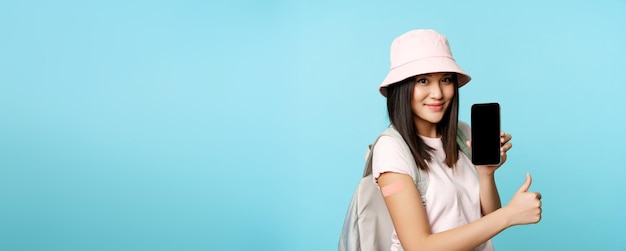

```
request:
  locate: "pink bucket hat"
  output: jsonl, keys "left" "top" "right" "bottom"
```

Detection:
{"left": 379, "top": 29, "right": 471, "bottom": 96}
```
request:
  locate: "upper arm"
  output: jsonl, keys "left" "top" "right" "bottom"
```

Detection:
{"left": 372, "top": 134, "right": 433, "bottom": 249}
{"left": 378, "top": 172, "right": 432, "bottom": 250}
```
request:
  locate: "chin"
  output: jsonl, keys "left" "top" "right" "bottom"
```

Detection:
{"left": 428, "top": 119, "right": 444, "bottom": 124}
{"left": 425, "top": 115, "right": 445, "bottom": 124}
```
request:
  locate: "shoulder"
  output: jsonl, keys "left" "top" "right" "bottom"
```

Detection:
{"left": 371, "top": 134, "right": 414, "bottom": 182}
{"left": 372, "top": 126, "right": 412, "bottom": 158}
{"left": 372, "top": 135, "right": 405, "bottom": 158}
{"left": 371, "top": 127, "right": 407, "bottom": 154}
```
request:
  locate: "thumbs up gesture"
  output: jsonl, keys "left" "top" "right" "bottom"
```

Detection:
{"left": 504, "top": 173, "right": 542, "bottom": 226}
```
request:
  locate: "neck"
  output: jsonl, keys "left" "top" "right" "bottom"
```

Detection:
{"left": 415, "top": 119, "right": 439, "bottom": 138}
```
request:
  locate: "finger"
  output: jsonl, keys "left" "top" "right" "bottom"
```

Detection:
{"left": 535, "top": 192, "right": 542, "bottom": 200}
{"left": 517, "top": 173, "right": 532, "bottom": 193}
{"left": 501, "top": 133, "right": 512, "bottom": 144}
{"left": 466, "top": 140, "right": 471, "bottom": 148}
{"left": 501, "top": 142, "right": 513, "bottom": 152}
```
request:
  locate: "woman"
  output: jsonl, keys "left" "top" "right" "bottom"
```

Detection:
{"left": 372, "top": 29, "right": 542, "bottom": 251}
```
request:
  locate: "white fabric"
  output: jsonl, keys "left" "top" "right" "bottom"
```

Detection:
{"left": 372, "top": 123, "right": 494, "bottom": 251}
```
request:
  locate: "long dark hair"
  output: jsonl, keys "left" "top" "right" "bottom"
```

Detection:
{"left": 385, "top": 74, "right": 460, "bottom": 171}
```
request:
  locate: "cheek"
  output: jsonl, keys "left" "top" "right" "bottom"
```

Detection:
{"left": 412, "top": 87, "right": 428, "bottom": 101}
{"left": 411, "top": 89, "right": 426, "bottom": 109}
{"left": 443, "top": 85, "right": 456, "bottom": 99}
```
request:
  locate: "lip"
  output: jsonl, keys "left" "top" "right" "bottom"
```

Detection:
{"left": 425, "top": 103, "right": 444, "bottom": 111}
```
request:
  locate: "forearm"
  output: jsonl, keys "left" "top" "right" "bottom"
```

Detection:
{"left": 405, "top": 208, "right": 511, "bottom": 251}
{"left": 479, "top": 173, "right": 502, "bottom": 215}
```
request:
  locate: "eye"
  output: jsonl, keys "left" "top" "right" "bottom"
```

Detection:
{"left": 441, "top": 77, "right": 454, "bottom": 84}
{"left": 416, "top": 78, "right": 428, "bottom": 85}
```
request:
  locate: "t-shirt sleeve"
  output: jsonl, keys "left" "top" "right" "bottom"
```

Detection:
{"left": 371, "top": 135, "right": 414, "bottom": 184}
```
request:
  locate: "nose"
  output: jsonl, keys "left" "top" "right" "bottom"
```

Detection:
{"left": 429, "top": 83, "right": 443, "bottom": 99}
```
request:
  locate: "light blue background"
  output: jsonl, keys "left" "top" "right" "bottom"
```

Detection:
{"left": 1, "top": 0, "right": 625, "bottom": 250}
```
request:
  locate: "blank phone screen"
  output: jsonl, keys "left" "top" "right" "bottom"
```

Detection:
{"left": 471, "top": 103, "right": 501, "bottom": 166}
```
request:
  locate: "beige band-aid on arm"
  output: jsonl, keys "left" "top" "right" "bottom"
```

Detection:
{"left": 381, "top": 181, "right": 405, "bottom": 197}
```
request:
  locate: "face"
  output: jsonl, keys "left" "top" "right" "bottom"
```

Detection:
{"left": 411, "top": 72, "right": 456, "bottom": 129}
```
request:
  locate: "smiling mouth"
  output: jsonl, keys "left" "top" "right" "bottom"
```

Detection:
{"left": 426, "top": 104, "right": 444, "bottom": 111}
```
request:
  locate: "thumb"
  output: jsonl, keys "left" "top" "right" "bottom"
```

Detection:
{"left": 466, "top": 140, "right": 471, "bottom": 148}
{"left": 517, "top": 173, "right": 532, "bottom": 193}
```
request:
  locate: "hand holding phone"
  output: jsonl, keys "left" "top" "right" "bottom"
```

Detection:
{"left": 471, "top": 103, "right": 501, "bottom": 166}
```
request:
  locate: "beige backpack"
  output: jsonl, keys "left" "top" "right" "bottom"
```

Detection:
{"left": 338, "top": 126, "right": 471, "bottom": 251}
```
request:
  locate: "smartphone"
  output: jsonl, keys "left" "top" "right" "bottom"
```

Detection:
{"left": 470, "top": 103, "right": 501, "bottom": 166}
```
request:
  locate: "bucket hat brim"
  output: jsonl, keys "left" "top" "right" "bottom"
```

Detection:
{"left": 379, "top": 56, "right": 471, "bottom": 97}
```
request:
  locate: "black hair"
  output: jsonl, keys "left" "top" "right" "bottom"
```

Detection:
{"left": 385, "top": 74, "right": 460, "bottom": 170}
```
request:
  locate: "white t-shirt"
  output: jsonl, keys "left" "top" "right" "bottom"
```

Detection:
{"left": 372, "top": 122, "right": 494, "bottom": 251}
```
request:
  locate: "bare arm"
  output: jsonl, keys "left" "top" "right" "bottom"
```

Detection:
{"left": 478, "top": 173, "right": 502, "bottom": 215}
{"left": 473, "top": 132, "right": 512, "bottom": 215}
{"left": 379, "top": 171, "right": 540, "bottom": 251}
